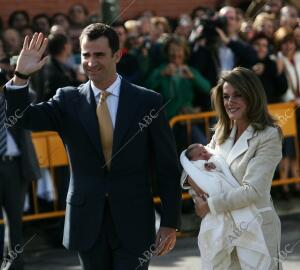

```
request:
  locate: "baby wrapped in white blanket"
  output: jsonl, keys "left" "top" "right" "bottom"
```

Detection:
{"left": 180, "top": 144, "right": 271, "bottom": 270}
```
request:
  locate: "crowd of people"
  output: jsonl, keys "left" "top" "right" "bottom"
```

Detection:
{"left": 0, "top": 2, "right": 297, "bottom": 103}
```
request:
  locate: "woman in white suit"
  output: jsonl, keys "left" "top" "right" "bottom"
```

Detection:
{"left": 194, "top": 67, "right": 283, "bottom": 269}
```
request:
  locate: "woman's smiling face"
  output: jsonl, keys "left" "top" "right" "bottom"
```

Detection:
{"left": 223, "top": 82, "right": 248, "bottom": 123}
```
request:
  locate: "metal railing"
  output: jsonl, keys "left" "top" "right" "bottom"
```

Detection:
{"left": 1, "top": 102, "right": 298, "bottom": 223}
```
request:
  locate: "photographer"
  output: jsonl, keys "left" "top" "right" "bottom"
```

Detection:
{"left": 190, "top": 6, "right": 258, "bottom": 87}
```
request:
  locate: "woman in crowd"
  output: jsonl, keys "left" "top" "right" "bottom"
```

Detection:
{"left": 251, "top": 32, "right": 288, "bottom": 103}
{"left": 146, "top": 35, "right": 210, "bottom": 119}
{"left": 146, "top": 35, "right": 210, "bottom": 148}
{"left": 8, "top": 10, "right": 30, "bottom": 34}
{"left": 274, "top": 27, "right": 300, "bottom": 198}
{"left": 294, "top": 25, "right": 300, "bottom": 49}
{"left": 68, "top": 3, "right": 89, "bottom": 28}
{"left": 253, "top": 12, "right": 276, "bottom": 40}
{"left": 51, "top": 13, "right": 71, "bottom": 34}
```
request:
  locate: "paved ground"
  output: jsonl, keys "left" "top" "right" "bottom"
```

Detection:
{"left": 4, "top": 198, "right": 300, "bottom": 269}
{"left": 22, "top": 227, "right": 300, "bottom": 270}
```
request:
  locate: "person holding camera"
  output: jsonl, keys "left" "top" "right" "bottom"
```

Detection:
{"left": 146, "top": 35, "right": 210, "bottom": 120}
{"left": 190, "top": 6, "right": 258, "bottom": 87}
{"left": 146, "top": 35, "right": 210, "bottom": 154}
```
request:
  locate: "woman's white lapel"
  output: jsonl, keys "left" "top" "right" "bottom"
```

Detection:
{"left": 216, "top": 124, "right": 258, "bottom": 167}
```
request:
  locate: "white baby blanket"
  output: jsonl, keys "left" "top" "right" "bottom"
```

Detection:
{"left": 180, "top": 150, "right": 271, "bottom": 270}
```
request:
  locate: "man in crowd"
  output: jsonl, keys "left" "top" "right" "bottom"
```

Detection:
{"left": 42, "top": 33, "right": 80, "bottom": 100}
{"left": 280, "top": 5, "right": 299, "bottom": 30}
{"left": 0, "top": 69, "right": 40, "bottom": 270}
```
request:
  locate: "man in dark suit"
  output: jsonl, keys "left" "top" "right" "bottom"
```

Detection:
{"left": 4, "top": 23, "right": 181, "bottom": 269}
{"left": 0, "top": 70, "right": 40, "bottom": 270}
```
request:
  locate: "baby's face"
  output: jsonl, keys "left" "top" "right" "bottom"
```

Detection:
{"left": 190, "top": 145, "right": 212, "bottom": 161}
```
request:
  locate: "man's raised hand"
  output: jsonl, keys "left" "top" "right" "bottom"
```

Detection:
{"left": 13, "top": 33, "right": 48, "bottom": 85}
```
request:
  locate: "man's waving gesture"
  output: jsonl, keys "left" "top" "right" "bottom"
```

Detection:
{"left": 13, "top": 33, "right": 48, "bottom": 85}
{"left": 5, "top": 24, "right": 181, "bottom": 270}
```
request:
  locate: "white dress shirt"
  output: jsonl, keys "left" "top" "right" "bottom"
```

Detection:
{"left": 5, "top": 75, "right": 121, "bottom": 153}
{"left": 218, "top": 44, "right": 235, "bottom": 72}
{"left": 6, "top": 74, "right": 122, "bottom": 130}
{"left": 6, "top": 131, "right": 21, "bottom": 156}
{"left": 91, "top": 74, "right": 121, "bottom": 129}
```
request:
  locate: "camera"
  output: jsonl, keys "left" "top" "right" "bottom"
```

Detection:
{"left": 198, "top": 15, "right": 228, "bottom": 43}
{"left": 175, "top": 67, "right": 184, "bottom": 76}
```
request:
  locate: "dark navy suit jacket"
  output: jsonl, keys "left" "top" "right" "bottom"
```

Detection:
{"left": 5, "top": 79, "right": 181, "bottom": 254}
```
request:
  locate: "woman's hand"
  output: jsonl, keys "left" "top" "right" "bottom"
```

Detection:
{"left": 252, "top": 63, "right": 265, "bottom": 76}
{"left": 276, "top": 56, "right": 285, "bottom": 74}
{"left": 186, "top": 176, "right": 210, "bottom": 217}
{"left": 161, "top": 63, "right": 176, "bottom": 76}
{"left": 181, "top": 65, "right": 194, "bottom": 79}
{"left": 194, "top": 196, "right": 210, "bottom": 218}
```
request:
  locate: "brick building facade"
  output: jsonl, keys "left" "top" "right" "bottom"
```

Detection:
{"left": 0, "top": 0, "right": 219, "bottom": 27}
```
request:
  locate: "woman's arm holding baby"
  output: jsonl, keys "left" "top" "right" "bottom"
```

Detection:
{"left": 194, "top": 197, "right": 210, "bottom": 218}
{"left": 187, "top": 176, "right": 207, "bottom": 197}
{"left": 187, "top": 176, "right": 210, "bottom": 218}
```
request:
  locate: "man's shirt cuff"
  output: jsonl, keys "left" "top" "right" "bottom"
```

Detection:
{"left": 5, "top": 79, "right": 29, "bottom": 89}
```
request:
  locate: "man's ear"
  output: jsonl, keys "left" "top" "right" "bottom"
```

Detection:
{"left": 113, "top": 49, "right": 122, "bottom": 64}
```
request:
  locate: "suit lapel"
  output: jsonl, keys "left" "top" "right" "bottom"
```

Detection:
{"left": 75, "top": 79, "right": 140, "bottom": 165}
{"left": 112, "top": 79, "right": 139, "bottom": 157}
{"left": 226, "top": 125, "right": 257, "bottom": 166}
{"left": 75, "top": 81, "right": 104, "bottom": 161}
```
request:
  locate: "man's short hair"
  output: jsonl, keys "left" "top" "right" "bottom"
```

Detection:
{"left": 111, "top": 21, "right": 127, "bottom": 32}
{"left": 48, "top": 33, "right": 68, "bottom": 56}
{"left": 79, "top": 23, "right": 120, "bottom": 54}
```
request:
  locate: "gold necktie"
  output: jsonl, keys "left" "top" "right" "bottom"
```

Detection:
{"left": 96, "top": 91, "right": 113, "bottom": 169}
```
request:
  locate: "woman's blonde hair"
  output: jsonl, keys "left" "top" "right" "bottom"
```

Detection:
{"left": 274, "top": 26, "right": 295, "bottom": 51}
{"left": 252, "top": 12, "right": 275, "bottom": 32}
{"left": 211, "top": 67, "right": 281, "bottom": 144}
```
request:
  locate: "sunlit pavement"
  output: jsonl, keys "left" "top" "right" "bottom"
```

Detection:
{"left": 22, "top": 233, "right": 300, "bottom": 270}
{"left": 149, "top": 236, "right": 300, "bottom": 270}
{"left": 21, "top": 204, "right": 300, "bottom": 270}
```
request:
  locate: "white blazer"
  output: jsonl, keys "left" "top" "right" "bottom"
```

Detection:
{"left": 206, "top": 124, "right": 282, "bottom": 270}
